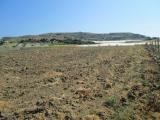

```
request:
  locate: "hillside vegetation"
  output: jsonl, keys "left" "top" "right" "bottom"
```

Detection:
{"left": 1, "top": 32, "right": 149, "bottom": 42}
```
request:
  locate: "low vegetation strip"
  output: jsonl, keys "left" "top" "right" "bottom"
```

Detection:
{"left": 0, "top": 38, "right": 95, "bottom": 49}
{"left": 145, "top": 39, "right": 160, "bottom": 63}
{"left": 0, "top": 46, "right": 160, "bottom": 119}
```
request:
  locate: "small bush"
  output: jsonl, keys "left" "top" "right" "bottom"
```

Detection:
{"left": 0, "top": 40, "right": 4, "bottom": 46}
{"left": 104, "top": 96, "right": 117, "bottom": 107}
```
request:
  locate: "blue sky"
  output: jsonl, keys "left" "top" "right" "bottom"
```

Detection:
{"left": 0, "top": 0, "right": 160, "bottom": 37}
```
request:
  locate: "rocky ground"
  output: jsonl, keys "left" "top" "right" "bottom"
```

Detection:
{"left": 0, "top": 46, "right": 160, "bottom": 120}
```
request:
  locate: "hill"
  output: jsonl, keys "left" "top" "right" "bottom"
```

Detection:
{"left": 0, "top": 32, "right": 150, "bottom": 47}
{"left": 2, "top": 32, "right": 149, "bottom": 42}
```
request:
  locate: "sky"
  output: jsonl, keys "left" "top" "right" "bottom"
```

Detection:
{"left": 0, "top": 0, "right": 160, "bottom": 38}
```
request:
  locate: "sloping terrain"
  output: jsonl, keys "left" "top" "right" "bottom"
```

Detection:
{"left": 0, "top": 32, "right": 149, "bottom": 49}
{"left": 0, "top": 46, "right": 160, "bottom": 120}
{"left": 1, "top": 32, "right": 148, "bottom": 42}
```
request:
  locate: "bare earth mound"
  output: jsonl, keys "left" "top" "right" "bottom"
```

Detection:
{"left": 0, "top": 46, "right": 160, "bottom": 120}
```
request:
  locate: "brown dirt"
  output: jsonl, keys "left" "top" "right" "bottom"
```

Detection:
{"left": 0, "top": 46, "right": 159, "bottom": 120}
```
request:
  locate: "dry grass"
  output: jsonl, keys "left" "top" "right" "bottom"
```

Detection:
{"left": 0, "top": 46, "right": 159, "bottom": 119}
{"left": 44, "top": 71, "right": 63, "bottom": 78}
{"left": 0, "top": 100, "right": 10, "bottom": 109}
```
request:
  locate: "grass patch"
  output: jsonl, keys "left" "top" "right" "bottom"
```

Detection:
{"left": 114, "top": 104, "right": 135, "bottom": 120}
{"left": 142, "top": 79, "right": 150, "bottom": 86}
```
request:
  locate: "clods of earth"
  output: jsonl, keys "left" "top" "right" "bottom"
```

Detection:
{"left": 0, "top": 46, "right": 160, "bottom": 120}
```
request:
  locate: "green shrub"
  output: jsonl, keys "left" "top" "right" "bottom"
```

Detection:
{"left": 0, "top": 40, "right": 4, "bottom": 45}
{"left": 104, "top": 96, "right": 117, "bottom": 107}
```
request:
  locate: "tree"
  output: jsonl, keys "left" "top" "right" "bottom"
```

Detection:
{"left": 0, "top": 40, "right": 4, "bottom": 45}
